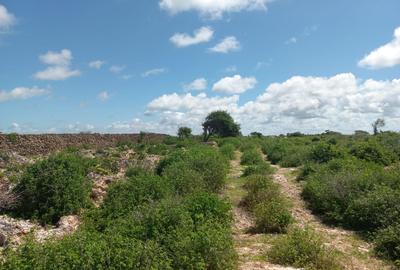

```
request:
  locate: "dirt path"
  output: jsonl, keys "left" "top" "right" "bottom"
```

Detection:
{"left": 224, "top": 152, "right": 301, "bottom": 270}
{"left": 271, "top": 165, "right": 393, "bottom": 270}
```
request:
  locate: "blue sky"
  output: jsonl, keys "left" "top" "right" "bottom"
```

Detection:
{"left": 1, "top": 0, "right": 400, "bottom": 135}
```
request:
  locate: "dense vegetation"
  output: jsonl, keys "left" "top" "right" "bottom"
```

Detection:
{"left": 261, "top": 131, "right": 400, "bottom": 266}
{"left": 1, "top": 144, "right": 237, "bottom": 269}
{"left": 2, "top": 112, "right": 400, "bottom": 268}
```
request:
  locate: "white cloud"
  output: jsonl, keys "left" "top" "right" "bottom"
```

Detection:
{"left": 89, "top": 60, "right": 105, "bottom": 69}
{"left": 159, "top": 0, "right": 270, "bottom": 19}
{"left": 97, "top": 91, "right": 110, "bottom": 101}
{"left": 183, "top": 78, "right": 207, "bottom": 91}
{"left": 170, "top": 26, "right": 213, "bottom": 47}
{"left": 0, "top": 87, "right": 49, "bottom": 102}
{"left": 34, "top": 49, "right": 80, "bottom": 80}
{"left": 285, "top": 37, "right": 297, "bottom": 44}
{"left": 66, "top": 122, "right": 95, "bottom": 132}
{"left": 34, "top": 66, "right": 81, "bottom": 81}
{"left": 145, "top": 92, "right": 240, "bottom": 134}
{"left": 109, "top": 65, "right": 125, "bottom": 74}
{"left": 209, "top": 36, "right": 240, "bottom": 53}
{"left": 142, "top": 73, "right": 400, "bottom": 135}
{"left": 39, "top": 49, "right": 72, "bottom": 66}
{"left": 142, "top": 68, "right": 167, "bottom": 77}
{"left": 358, "top": 26, "right": 400, "bottom": 69}
{"left": 213, "top": 75, "right": 257, "bottom": 94}
{"left": 0, "top": 5, "right": 16, "bottom": 31}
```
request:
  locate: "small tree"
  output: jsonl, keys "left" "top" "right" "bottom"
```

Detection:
{"left": 202, "top": 111, "right": 240, "bottom": 141}
{"left": 177, "top": 127, "right": 192, "bottom": 140}
{"left": 250, "top": 132, "right": 263, "bottom": 138}
{"left": 372, "top": 118, "right": 385, "bottom": 135}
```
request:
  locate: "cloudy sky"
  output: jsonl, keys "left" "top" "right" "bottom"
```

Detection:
{"left": 1, "top": 0, "right": 400, "bottom": 135}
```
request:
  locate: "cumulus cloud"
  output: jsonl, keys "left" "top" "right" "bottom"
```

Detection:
{"left": 143, "top": 73, "right": 400, "bottom": 135}
{"left": 183, "top": 78, "right": 207, "bottom": 91}
{"left": 213, "top": 75, "right": 257, "bottom": 94}
{"left": 34, "top": 49, "right": 80, "bottom": 80}
{"left": 0, "top": 87, "right": 49, "bottom": 102}
{"left": 34, "top": 66, "right": 81, "bottom": 81}
{"left": 142, "top": 68, "right": 167, "bottom": 77}
{"left": 0, "top": 4, "right": 16, "bottom": 31}
{"left": 358, "top": 26, "right": 400, "bottom": 69}
{"left": 159, "top": 0, "right": 270, "bottom": 19}
{"left": 97, "top": 91, "right": 109, "bottom": 101}
{"left": 209, "top": 36, "right": 240, "bottom": 53}
{"left": 89, "top": 60, "right": 105, "bottom": 69}
{"left": 170, "top": 26, "right": 213, "bottom": 47}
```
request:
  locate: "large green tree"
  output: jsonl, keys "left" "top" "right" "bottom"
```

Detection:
{"left": 202, "top": 111, "right": 240, "bottom": 141}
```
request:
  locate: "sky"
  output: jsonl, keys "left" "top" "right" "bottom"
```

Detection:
{"left": 1, "top": 0, "right": 400, "bottom": 135}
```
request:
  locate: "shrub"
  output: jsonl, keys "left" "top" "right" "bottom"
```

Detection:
{"left": 100, "top": 175, "right": 172, "bottom": 220}
{"left": 243, "top": 175, "right": 281, "bottom": 210}
{"left": 1, "top": 229, "right": 173, "bottom": 270}
{"left": 308, "top": 143, "right": 343, "bottom": 164}
{"left": 92, "top": 156, "right": 119, "bottom": 175}
{"left": 125, "top": 165, "right": 153, "bottom": 177}
{"left": 115, "top": 140, "right": 135, "bottom": 149}
{"left": 350, "top": 141, "right": 396, "bottom": 165}
{"left": 374, "top": 224, "right": 400, "bottom": 265}
{"left": 146, "top": 143, "right": 169, "bottom": 155}
{"left": 254, "top": 199, "right": 293, "bottom": 233}
{"left": 162, "top": 161, "right": 205, "bottom": 196}
{"left": 344, "top": 186, "right": 400, "bottom": 232}
{"left": 183, "top": 192, "right": 232, "bottom": 227}
{"left": 242, "top": 162, "right": 274, "bottom": 177}
{"left": 240, "top": 149, "right": 263, "bottom": 165}
{"left": 156, "top": 149, "right": 188, "bottom": 175}
{"left": 267, "top": 227, "right": 341, "bottom": 270}
{"left": 219, "top": 143, "right": 236, "bottom": 160}
{"left": 14, "top": 153, "right": 92, "bottom": 224}
{"left": 186, "top": 147, "right": 229, "bottom": 192}
{"left": 6, "top": 133, "right": 18, "bottom": 144}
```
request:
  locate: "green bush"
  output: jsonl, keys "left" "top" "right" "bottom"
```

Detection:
{"left": 162, "top": 161, "right": 205, "bottom": 196}
{"left": 240, "top": 148, "right": 263, "bottom": 165}
{"left": 125, "top": 165, "right": 153, "bottom": 177}
{"left": 242, "top": 162, "right": 274, "bottom": 177}
{"left": 100, "top": 175, "right": 172, "bottom": 220}
{"left": 243, "top": 175, "right": 281, "bottom": 210}
{"left": 308, "top": 143, "right": 343, "bottom": 164}
{"left": 1, "top": 229, "right": 173, "bottom": 270}
{"left": 254, "top": 199, "right": 293, "bottom": 233}
{"left": 374, "top": 223, "right": 400, "bottom": 265}
{"left": 267, "top": 227, "right": 341, "bottom": 270}
{"left": 156, "top": 149, "right": 188, "bottom": 175}
{"left": 147, "top": 143, "right": 169, "bottom": 155}
{"left": 91, "top": 156, "right": 119, "bottom": 175}
{"left": 344, "top": 186, "right": 400, "bottom": 232}
{"left": 14, "top": 153, "right": 92, "bottom": 224}
{"left": 6, "top": 133, "right": 18, "bottom": 144}
{"left": 183, "top": 192, "right": 232, "bottom": 227}
{"left": 350, "top": 141, "right": 396, "bottom": 165}
{"left": 219, "top": 143, "right": 236, "bottom": 160}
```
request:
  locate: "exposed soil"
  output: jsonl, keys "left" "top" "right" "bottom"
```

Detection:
{"left": 271, "top": 165, "right": 393, "bottom": 270}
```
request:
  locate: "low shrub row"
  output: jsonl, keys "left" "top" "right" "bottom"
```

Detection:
{"left": 267, "top": 227, "right": 342, "bottom": 270}
{"left": 300, "top": 158, "right": 400, "bottom": 264}
{"left": 243, "top": 175, "right": 293, "bottom": 233}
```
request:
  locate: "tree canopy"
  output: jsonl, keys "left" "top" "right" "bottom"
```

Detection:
{"left": 177, "top": 126, "right": 192, "bottom": 139}
{"left": 202, "top": 111, "right": 240, "bottom": 141}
